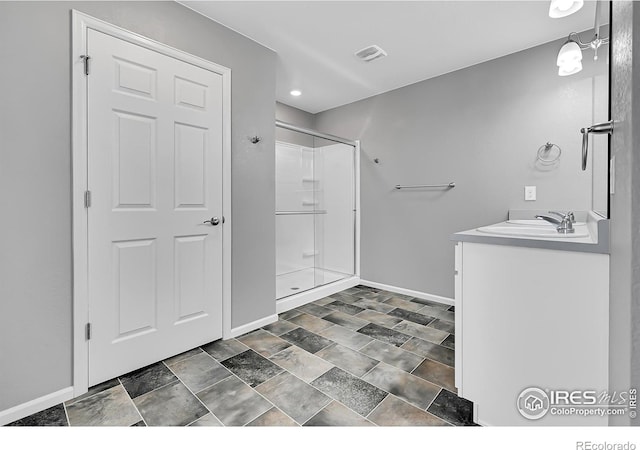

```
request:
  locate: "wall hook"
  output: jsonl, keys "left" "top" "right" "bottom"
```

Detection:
{"left": 249, "top": 136, "right": 262, "bottom": 144}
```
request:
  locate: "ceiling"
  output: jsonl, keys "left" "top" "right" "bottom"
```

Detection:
{"left": 180, "top": 1, "right": 601, "bottom": 114}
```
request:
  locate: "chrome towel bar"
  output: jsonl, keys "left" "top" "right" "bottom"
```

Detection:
{"left": 276, "top": 210, "right": 327, "bottom": 215}
{"left": 395, "top": 182, "right": 456, "bottom": 190}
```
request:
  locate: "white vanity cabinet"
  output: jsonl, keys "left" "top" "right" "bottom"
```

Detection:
{"left": 454, "top": 241, "right": 610, "bottom": 426}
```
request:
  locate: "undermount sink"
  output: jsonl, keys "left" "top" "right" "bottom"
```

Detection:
{"left": 476, "top": 223, "right": 589, "bottom": 238}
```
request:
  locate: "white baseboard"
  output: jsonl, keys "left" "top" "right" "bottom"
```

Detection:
{"left": 228, "top": 278, "right": 450, "bottom": 339}
{"left": 276, "top": 277, "right": 360, "bottom": 314}
{"left": 228, "top": 314, "right": 279, "bottom": 339}
{"left": 0, "top": 386, "right": 74, "bottom": 426}
{"left": 359, "top": 279, "right": 454, "bottom": 307}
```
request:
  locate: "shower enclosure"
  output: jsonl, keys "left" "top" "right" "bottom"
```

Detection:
{"left": 275, "top": 121, "right": 359, "bottom": 308}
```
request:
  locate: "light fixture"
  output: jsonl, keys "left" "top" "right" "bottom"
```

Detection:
{"left": 557, "top": 39, "right": 583, "bottom": 76}
{"left": 555, "top": 0, "right": 608, "bottom": 76}
{"left": 548, "top": 0, "right": 584, "bottom": 18}
{"left": 290, "top": 90, "right": 302, "bottom": 97}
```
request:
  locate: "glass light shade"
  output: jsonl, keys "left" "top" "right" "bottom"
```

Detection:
{"left": 558, "top": 60, "right": 583, "bottom": 76}
{"left": 557, "top": 40, "right": 583, "bottom": 76}
{"left": 548, "top": 0, "right": 584, "bottom": 18}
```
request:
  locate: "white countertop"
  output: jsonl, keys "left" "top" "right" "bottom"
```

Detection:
{"left": 451, "top": 211, "right": 609, "bottom": 254}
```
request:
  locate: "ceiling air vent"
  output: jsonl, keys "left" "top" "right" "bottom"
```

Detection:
{"left": 354, "top": 45, "right": 387, "bottom": 63}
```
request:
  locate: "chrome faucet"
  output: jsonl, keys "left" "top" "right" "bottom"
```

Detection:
{"left": 535, "top": 211, "right": 575, "bottom": 233}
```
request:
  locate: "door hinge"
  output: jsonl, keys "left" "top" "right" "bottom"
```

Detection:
{"left": 80, "top": 55, "right": 91, "bottom": 76}
{"left": 84, "top": 190, "right": 91, "bottom": 208}
{"left": 85, "top": 323, "right": 92, "bottom": 340}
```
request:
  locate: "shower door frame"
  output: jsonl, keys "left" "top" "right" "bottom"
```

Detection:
{"left": 275, "top": 120, "right": 360, "bottom": 312}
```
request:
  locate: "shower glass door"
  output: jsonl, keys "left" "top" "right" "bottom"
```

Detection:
{"left": 275, "top": 128, "right": 355, "bottom": 300}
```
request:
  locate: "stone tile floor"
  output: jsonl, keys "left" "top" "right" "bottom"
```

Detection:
{"left": 7, "top": 285, "right": 474, "bottom": 427}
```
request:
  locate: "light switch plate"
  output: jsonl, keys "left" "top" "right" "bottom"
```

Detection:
{"left": 525, "top": 186, "right": 536, "bottom": 201}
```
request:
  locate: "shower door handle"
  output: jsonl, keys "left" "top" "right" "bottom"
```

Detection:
{"left": 580, "top": 120, "right": 614, "bottom": 171}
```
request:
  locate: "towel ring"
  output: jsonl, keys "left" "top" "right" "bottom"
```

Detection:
{"left": 537, "top": 142, "right": 561, "bottom": 164}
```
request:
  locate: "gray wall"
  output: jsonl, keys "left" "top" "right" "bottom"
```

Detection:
{"left": 276, "top": 102, "right": 315, "bottom": 129}
{"left": 314, "top": 34, "right": 607, "bottom": 298}
{"left": 0, "top": 1, "right": 276, "bottom": 411}
{"left": 276, "top": 102, "right": 315, "bottom": 146}
{"left": 608, "top": 0, "right": 639, "bottom": 426}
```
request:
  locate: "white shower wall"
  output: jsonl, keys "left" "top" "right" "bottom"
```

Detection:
{"left": 276, "top": 140, "right": 354, "bottom": 299}
{"left": 276, "top": 142, "right": 315, "bottom": 277}
{"left": 318, "top": 143, "right": 355, "bottom": 275}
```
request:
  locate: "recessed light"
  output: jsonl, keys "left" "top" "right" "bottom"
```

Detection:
{"left": 290, "top": 90, "right": 302, "bottom": 97}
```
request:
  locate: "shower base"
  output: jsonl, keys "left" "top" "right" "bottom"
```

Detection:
{"left": 276, "top": 268, "right": 352, "bottom": 300}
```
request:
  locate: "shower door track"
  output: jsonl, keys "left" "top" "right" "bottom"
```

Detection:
{"left": 276, "top": 120, "right": 357, "bottom": 147}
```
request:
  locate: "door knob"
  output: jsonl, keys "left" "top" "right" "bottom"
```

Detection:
{"left": 204, "top": 217, "right": 220, "bottom": 226}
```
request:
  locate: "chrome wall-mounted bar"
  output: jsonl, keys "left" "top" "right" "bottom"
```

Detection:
{"left": 395, "top": 182, "right": 456, "bottom": 190}
{"left": 275, "top": 210, "right": 328, "bottom": 215}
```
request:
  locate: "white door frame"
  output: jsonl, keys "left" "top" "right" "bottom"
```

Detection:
{"left": 71, "top": 10, "right": 232, "bottom": 397}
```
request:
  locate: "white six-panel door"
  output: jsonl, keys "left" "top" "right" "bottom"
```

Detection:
{"left": 87, "top": 29, "right": 224, "bottom": 385}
